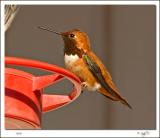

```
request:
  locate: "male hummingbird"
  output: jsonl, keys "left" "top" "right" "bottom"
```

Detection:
{"left": 38, "top": 26, "right": 132, "bottom": 109}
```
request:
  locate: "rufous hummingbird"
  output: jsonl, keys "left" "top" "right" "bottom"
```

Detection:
{"left": 38, "top": 26, "right": 132, "bottom": 109}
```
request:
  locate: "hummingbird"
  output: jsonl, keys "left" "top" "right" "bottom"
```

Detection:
{"left": 38, "top": 26, "right": 132, "bottom": 109}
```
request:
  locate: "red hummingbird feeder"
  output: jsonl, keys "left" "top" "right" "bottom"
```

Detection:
{"left": 5, "top": 57, "right": 81, "bottom": 129}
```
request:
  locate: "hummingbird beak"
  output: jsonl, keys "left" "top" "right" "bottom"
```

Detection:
{"left": 38, "top": 26, "right": 62, "bottom": 35}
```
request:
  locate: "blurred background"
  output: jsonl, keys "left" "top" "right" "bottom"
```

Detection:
{"left": 5, "top": 5, "right": 156, "bottom": 129}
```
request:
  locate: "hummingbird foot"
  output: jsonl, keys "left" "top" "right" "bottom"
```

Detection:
{"left": 81, "top": 82, "right": 88, "bottom": 89}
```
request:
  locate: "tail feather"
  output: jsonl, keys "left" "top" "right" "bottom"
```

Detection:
{"left": 98, "top": 87, "right": 132, "bottom": 109}
{"left": 120, "top": 98, "right": 132, "bottom": 109}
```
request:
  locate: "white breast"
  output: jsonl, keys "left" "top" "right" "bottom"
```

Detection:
{"left": 64, "top": 54, "right": 79, "bottom": 65}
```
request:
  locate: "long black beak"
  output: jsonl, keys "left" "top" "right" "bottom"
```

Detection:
{"left": 38, "top": 26, "right": 61, "bottom": 35}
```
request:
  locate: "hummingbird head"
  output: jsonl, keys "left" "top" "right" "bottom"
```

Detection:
{"left": 38, "top": 26, "right": 91, "bottom": 54}
{"left": 61, "top": 29, "right": 91, "bottom": 52}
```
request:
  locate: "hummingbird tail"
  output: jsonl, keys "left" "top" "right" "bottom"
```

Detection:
{"left": 98, "top": 87, "right": 132, "bottom": 109}
{"left": 120, "top": 98, "right": 133, "bottom": 109}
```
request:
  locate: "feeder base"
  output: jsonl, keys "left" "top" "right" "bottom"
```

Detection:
{"left": 5, "top": 117, "right": 40, "bottom": 129}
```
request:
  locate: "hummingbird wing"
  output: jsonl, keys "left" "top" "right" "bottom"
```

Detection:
{"left": 83, "top": 52, "right": 132, "bottom": 109}
{"left": 83, "top": 54, "right": 117, "bottom": 97}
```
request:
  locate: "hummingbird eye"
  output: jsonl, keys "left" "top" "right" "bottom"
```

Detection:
{"left": 69, "top": 34, "right": 75, "bottom": 38}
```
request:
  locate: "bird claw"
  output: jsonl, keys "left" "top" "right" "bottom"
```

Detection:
{"left": 81, "top": 82, "right": 88, "bottom": 88}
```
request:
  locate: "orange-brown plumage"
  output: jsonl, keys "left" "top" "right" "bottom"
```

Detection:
{"left": 62, "top": 29, "right": 132, "bottom": 109}
{"left": 38, "top": 26, "right": 132, "bottom": 109}
{"left": 87, "top": 51, "right": 132, "bottom": 108}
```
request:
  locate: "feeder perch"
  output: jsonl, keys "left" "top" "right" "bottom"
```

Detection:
{"left": 5, "top": 57, "right": 81, "bottom": 129}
